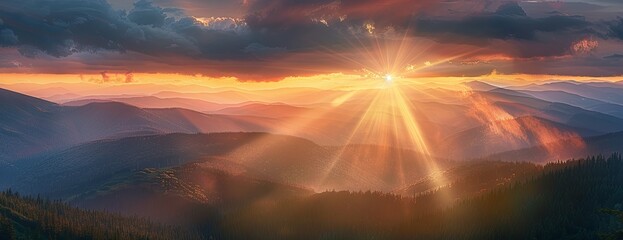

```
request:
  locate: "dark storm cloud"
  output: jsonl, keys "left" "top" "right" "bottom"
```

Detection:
{"left": 0, "top": 0, "right": 604, "bottom": 58}
{"left": 0, "top": 0, "right": 622, "bottom": 80}
{"left": 609, "top": 18, "right": 623, "bottom": 40}
{"left": 0, "top": 0, "right": 358, "bottom": 64}
{"left": 241, "top": 0, "right": 383, "bottom": 53}
{"left": 245, "top": 0, "right": 604, "bottom": 58}
{"left": 246, "top": 0, "right": 433, "bottom": 29}
{"left": 413, "top": 2, "right": 596, "bottom": 58}
{"left": 0, "top": 0, "right": 265, "bottom": 60}
{"left": 0, "top": 29, "right": 18, "bottom": 46}
{"left": 0, "top": 0, "right": 203, "bottom": 58}
{"left": 127, "top": 0, "right": 168, "bottom": 27}
{"left": 415, "top": 14, "right": 588, "bottom": 41}
{"left": 152, "top": 0, "right": 248, "bottom": 17}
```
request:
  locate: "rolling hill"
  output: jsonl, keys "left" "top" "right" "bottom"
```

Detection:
{"left": 0, "top": 190, "right": 199, "bottom": 239}
{"left": 218, "top": 154, "right": 623, "bottom": 239}
{"left": 439, "top": 116, "right": 599, "bottom": 159}
{"left": 520, "top": 90, "right": 623, "bottom": 119}
{"left": 72, "top": 162, "right": 314, "bottom": 223}
{"left": 64, "top": 96, "right": 233, "bottom": 112}
{"left": 513, "top": 81, "right": 623, "bottom": 106}
{"left": 394, "top": 161, "right": 541, "bottom": 199}
{"left": 0, "top": 88, "right": 279, "bottom": 161}
{"left": 2, "top": 133, "right": 453, "bottom": 200}
{"left": 212, "top": 103, "right": 312, "bottom": 118}
{"left": 477, "top": 91, "right": 623, "bottom": 134}
{"left": 487, "top": 131, "right": 623, "bottom": 163}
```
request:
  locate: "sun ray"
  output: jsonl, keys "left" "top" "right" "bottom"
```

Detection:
{"left": 216, "top": 30, "right": 486, "bottom": 197}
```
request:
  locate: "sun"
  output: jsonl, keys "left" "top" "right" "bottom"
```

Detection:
{"left": 314, "top": 36, "right": 456, "bottom": 191}
{"left": 384, "top": 74, "right": 393, "bottom": 84}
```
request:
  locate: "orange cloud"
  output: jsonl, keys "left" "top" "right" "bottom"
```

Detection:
{"left": 571, "top": 38, "right": 599, "bottom": 54}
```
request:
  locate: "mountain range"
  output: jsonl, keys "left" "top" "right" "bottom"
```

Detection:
{"left": 3, "top": 80, "right": 623, "bottom": 233}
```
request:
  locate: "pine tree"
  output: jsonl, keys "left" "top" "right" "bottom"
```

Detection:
{"left": 600, "top": 209, "right": 623, "bottom": 240}
{"left": 0, "top": 215, "right": 16, "bottom": 240}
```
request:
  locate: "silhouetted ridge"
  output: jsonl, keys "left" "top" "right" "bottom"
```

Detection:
{"left": 0, "top": 88, "right": 58, "bottom": 112}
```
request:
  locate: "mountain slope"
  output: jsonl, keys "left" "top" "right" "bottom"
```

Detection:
{"left": 0, "top": 89, "right": 64, "bottom": 159}
{"left": 394, "top": 161, "right": 541, "bottom": 199}
{"left": 212, "top": 103, "right": 312, "bottom": 118}
{"left": 0, "top": 88, "right": 278, "bottom": 161}
{"left": 2, "top": 133, "right": 453, "bottom": 199}
{"left": 219, "top": 154, "right": 623, "bottom": 239}
{"left": 515, "top": 82, "right": 623, "bottom": 105}
{"left": 487, "top": 131, "right": 623, "bottom": 163}
{"left": 479, "top": 91, "right": 623, "bottom": 133}
{"left": 64, "top": 96, "right": 232, "bottom": 112}
{"left": 439, "top": 116, "right": 598, "bottom": 159}
{"left": 521, "top": 90, "right": 623, "bottom": 118}
{"left": 0, "top": 190, "right": 198, "bottom": 240}
{"left": 73, "top": 162, "right": 313, "bottom": 223}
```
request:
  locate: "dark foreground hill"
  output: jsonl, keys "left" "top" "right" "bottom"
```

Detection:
{"left": 3, "top": 155, "right": 623, "bottom": 239}
{"left": 72, "top": 162, "right": 314, "bottom": 224}
{"left": 0, "top": 190, "right": 199, "bottom": 240}
{"left": 216, "top": 154, "right": 623, "bottom": 239}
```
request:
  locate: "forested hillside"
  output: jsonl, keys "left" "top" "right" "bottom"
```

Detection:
{"left": 3, "top": 154, "right": 623, "bottom": 240}
{"left": 0, "top": 190, "right": 199, "bottom": 240}
{"left": 218, "top": 154, "right": 623, "bottom": 239}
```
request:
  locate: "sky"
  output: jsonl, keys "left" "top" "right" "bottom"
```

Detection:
{"left": 1, "top": 0, "right": 623, "bottom": 84}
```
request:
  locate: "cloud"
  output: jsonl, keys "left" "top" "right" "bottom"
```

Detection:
{"left": 87, "top": 71, "right": 134, "bottom": 83}
{"left": 0, "top": 0, "right": 621, "bottom": 80}
{"left": 571, "top": 38, "right": 599, "bottom": 54}
{"left": 609, "top": 18, "right": 623, "bottom": 40}
{"left": 412, "top": 2, "right": 598, "bottom": 58}
{"left": 147, "top": 0, "right": 249, "bottom": 18}
{"left": 0, "top": 0, "right": 264, "bottom": 60}
{"left": 243, "top": 43, "right": 285, "bottom": 56}
{"left": 495, "top": 2, "right": 527, "bottom": 16}
{"left": 0, "top": 0, "right": 205, "bottom": 58}
{"left": 414, "top": 3, "right": 588, "bottom": 41}
{"left": 124, "top": 71, "right": 134, "bottom": 82}
{"left": 194, "top": 17, "right": 248, "bottom": 34}
{"left": 127, "top": 0, "right": 168, "bottom": 27}
{"left": 100, "top": 72, "right": 111, "bottom": 82}
{"left": 0, "top": 0, "right": 364, "bottom": 65}
{"left": 0, "top": 29, "right": 18, "bottom": 46}
{"left": 245, "top": 0, "right": 439, "bottom": 30}
{"left": 604, "top": 53, "right": 623, "bottom": 60}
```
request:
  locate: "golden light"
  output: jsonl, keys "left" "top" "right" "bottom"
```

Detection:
{"left": 463, "top": 90, "right": 586, "bottom": 160}
{"left": 305, "top": 34, "right": 466, "bottom": 201}
{"left": 384, "top": 74, "right": 393, "bottom": 84}
{"left": 2, "top": 23, "right": 599, "bottom": 201}
{"left": 205, "top": 34, "right": 464, "bottom": 195}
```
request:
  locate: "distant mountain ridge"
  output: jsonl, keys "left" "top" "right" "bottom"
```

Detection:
{"left": 0, "top": 88, "right": 277, "bottom": 161}
{"left": 6, "top": 84, "right": 623, "bottom": 163}
{"left": 513, "top": 81, "right": 623, "bottom": 105}
{"left": 64, "top": 96, "right": 233, "bottom": 112}
{"left": 487, "top": 130, "right": 623, "bottom": 163}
